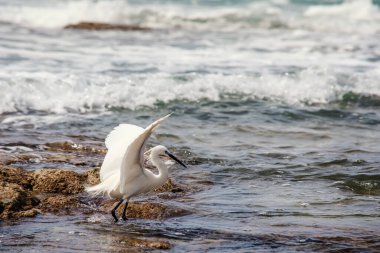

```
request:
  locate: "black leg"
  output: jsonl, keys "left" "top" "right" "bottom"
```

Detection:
{"left": 111, "top": 199, "right": 124, "bottom": 222}
{"left": 121, "top": 201, "right": 129, "bottom": 221}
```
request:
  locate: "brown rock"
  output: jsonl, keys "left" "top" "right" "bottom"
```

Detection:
{"left": 0, "top": 182, "right": 39, "bottom": 219}
{"left": 64, "top": 22, "right": 151, "bottom": 31}
{"left": 15, "top": 208, "right": 40, "bottom": 218}
{"left": 0, "top": 166, "right": 34, "bottom": 189}
{"left": 83, "top": 168, "right": 100, "bottom": 185}
{"left": 45, "top": 154, "right": 76, "bottom": 163}
{"left": 40, "top": 195, "right": 81, "bottom": 214}
{"left": 0, "top": 153, "right": 19, "bottom": 165}
{"left": 33, "top": 169, "right": 84, "bottom": 194}
{"left": 154, "top": 178, "right": 184, "bottom": 193}
{"left": 45, "top": 141, "right": 106, "bottom": 155}
{"left": 126, "top": 238, "right": 171, "bottom": 249}
{"left": 103, "top": 201, "right": 190, "bottom": 220}
{"left": 0, "top": 182, "right": 27, "bottom": 212}
{"left": 0, "top": 153, "right": 40, "bottom": 165}
{"left": 45, "top": 141, "right": 80, "bottom": 151}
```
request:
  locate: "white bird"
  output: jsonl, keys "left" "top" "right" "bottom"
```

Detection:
{"left": 86, "top": 114, "right": 187, "bottom": 222}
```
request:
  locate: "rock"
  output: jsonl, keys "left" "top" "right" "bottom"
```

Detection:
{"left": 33, "top": 169, "right": 84, "bottom": 194}
{"left": 0, "top": 153, "right": 41, "bottom": 166}
{"left": 103, "top": 201, "right": 190, "bottom": 220}
{"left": 127, "top": 202, "right": 190, "bottom": 220}
{"left": 0, "top": 182, "right": 39, "bottom": 219}
{"left": 0, "top": 182, "right": 27, "bottom": 212}
{"left": 64, "top": 22, "right": 151, "bottom": 31}
{"left": 45, "top": 141, "right": 106, "bottom": 155}
{"left": 45, "top": 141, "right": 80, "bottom": 151}
{"left": 0, "top": 153, "right": 18, "bottom": 165}
{"left": 0, "top": 164, "right": 192, "bottom": 221}
{"left": 0, "top": 166, "right": 34, "bottom": 189}
{"left": 154, "top": 178, "right": 184, "bottom": 193}
{"left": 126, "top": 238, "right": 171, "bottom": 249}
{"left": 83, "top": 168, "right": 100, "bottom": 185}
{"left": 40, "top": 195, "right": 81, "bottom": 214}
{"left": 15, "top": 208, "right": 40, "bottom": 218}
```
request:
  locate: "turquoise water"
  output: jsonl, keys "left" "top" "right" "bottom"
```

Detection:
{"left": 0, "top": 0, "right": 379, "bottom": 252}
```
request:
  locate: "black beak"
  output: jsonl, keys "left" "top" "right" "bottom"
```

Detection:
{"left": 165, "top": 150, "right": 187, "bottom": 168}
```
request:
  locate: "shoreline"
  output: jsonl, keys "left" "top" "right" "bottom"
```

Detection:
{"left": 0, "top": 141, "right": 195, "bottom": 250}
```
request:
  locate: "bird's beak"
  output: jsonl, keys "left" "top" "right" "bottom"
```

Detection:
{"left": 165, "top": 150, "right": 187, "bottom": 168}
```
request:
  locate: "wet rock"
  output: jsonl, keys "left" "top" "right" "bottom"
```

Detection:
{"left": 40, "top": 195, "right": 81, "bottom": 214}
{"left": 0, "top": 182, "right": 27, "bottom": 212}
{"left": 0, "top": 153, "right": 41, "bottom": 166}
{"left": 103, "top": 201, "right": 190, "bottom": 220}
{"left": 127, "top": 202, "right": 190, "bottom": 219}
{"left": 45, "top": 141, "right": 106, "bottom": 155}
{"left": 45, "top": 154, "right": 76, "bottom": 163}
{"left": 126, "top": 238, "right": 171, "bottom": 250}
{"left": 45, "top": 141, "right": 80, "bottom": 151}
{"left": 82, "top": 168, "right": 100, "bottom": 185}
{"left": 0, "top": 166, "right": 34, "bottom": 189}
{"left": 33, "top": 169, "right": 84, "bottom": 194}
{"left": 15, "top": 208, "right": 40, "bottom": 218}
{"left": 154, "top": 178, "right": 184, "bottom": 193}
{"left": 0, "top": 153, "right": 18, "bottom": 165}
{"left": 0, "top": 163, "right": 192, "bottom": 221}
{"left": 0, "top": 182, "right": 39, "bottom": 219}
{"left": 45, "top": 154, "right": 101, "bottom": 167}
{"left": 64, "top": 22, "right": 151, "bottom": 31}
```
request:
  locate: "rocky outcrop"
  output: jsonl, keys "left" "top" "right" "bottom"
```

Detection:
{"left": 64, "top": 22, "right": 151, "bottom": 31}
{"left": 39, "top": 195, "right": 81, "bottom": 214}
{"left": 0, "top": 165, "right": 189, "bottom": 221}
{"left": 102, "top": 201, "right": 190, "bottom": 220}
{"left": 33, "top": 169, "right": 84, "bottom": 194}
{"left": 0, "top": 181, "right": 39, "bottom": 219}
{"left": 0, "top": 166, "right": 34, "bottom": 189}
{"left": 126, "top": 238, "right": 171, "bottom": 249}
{"left": 82, "top": 168, "right": 100, "bottom": 185}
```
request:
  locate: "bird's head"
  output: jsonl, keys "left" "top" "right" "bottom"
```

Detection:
{"left": 151, "top": 145, "right": 187, "bottom": 168}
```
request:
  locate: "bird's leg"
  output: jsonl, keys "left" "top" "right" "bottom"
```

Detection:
{"left": 111, "top": 199, "right": 124, "bottom": 222}
{"left": 121, "top": 201, "right": 129, "bottom": 221}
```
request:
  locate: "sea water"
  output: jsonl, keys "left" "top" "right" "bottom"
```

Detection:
{"left": 0, "top": 0, "right": 379, "bottom": 252}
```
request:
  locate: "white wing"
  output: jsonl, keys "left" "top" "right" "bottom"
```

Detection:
{"left": 100, "top": 124, "right": 144, "bottom": 181}
{"left": 119, "top": 114, "right": 171, "bottom": 193}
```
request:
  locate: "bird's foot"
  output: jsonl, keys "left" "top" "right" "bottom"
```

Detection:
{"left": 121, "top": 215, "right": 128, "bottom": 221}
{"left": 111, "top": 212, "right": 119, "bottom": 223}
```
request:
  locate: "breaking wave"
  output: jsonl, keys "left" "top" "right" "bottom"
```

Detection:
{"left": 1, "top": 68, "right": 379, "bottom": 114}
{"left": 0, "top": 0, "right": 379, "bottom": 34}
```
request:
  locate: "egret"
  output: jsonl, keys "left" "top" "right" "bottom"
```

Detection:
{"left": 86, "top": 114, "right": 187, "bottom": 222}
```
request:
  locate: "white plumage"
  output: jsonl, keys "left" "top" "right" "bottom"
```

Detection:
{"left": 86, "top": 114, "right": 187, "bottom": 222}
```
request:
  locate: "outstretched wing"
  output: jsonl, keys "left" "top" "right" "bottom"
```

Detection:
{"left": 100, "top": 124, "right": 144, "bottom": 181}
{"left": 120, "top": 114, "right": 171, "bottom": 193}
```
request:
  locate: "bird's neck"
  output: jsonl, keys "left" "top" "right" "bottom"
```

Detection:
{"left": 150, "top": 154, "right": 169, "bottom": 188}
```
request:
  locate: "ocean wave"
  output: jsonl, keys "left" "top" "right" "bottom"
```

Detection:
{"left": 0, "top": 0, "right": 379, "bottom": 34}
{"left": 1, "top": 68, "right": 379, "bottom": 114}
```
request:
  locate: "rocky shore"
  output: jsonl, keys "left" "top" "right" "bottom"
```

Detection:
{"left": 0, "top": 164, "right": 188, "bottom": 219}
{"left": 0, "top": 141, "right": 193, "bottom": 250}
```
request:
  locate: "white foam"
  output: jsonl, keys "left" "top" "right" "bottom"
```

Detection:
{"left": 0, "top": 0, "right": 379, "bottom": 34}
{"left": 86, "top": 213, "right": 107, "bottom": 223}
{"left": 302, "top": 0, "right": 380, "bottom": 34}
{"left": 1, "top": 68, "right": 379, "bottom": 115}
{"left": 304, "top": 0, "right": 378, "bottom": 20}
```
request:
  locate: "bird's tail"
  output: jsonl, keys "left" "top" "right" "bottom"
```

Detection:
{"left": 86, "top": 174, "right": 119, "bottom": 197}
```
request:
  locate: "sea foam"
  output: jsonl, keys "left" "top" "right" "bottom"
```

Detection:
{"left": 0, "top": 0, "right": 379, "bottom": 34}
{"left": 1, "top": 68, "right": 379, "bottom": 114}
